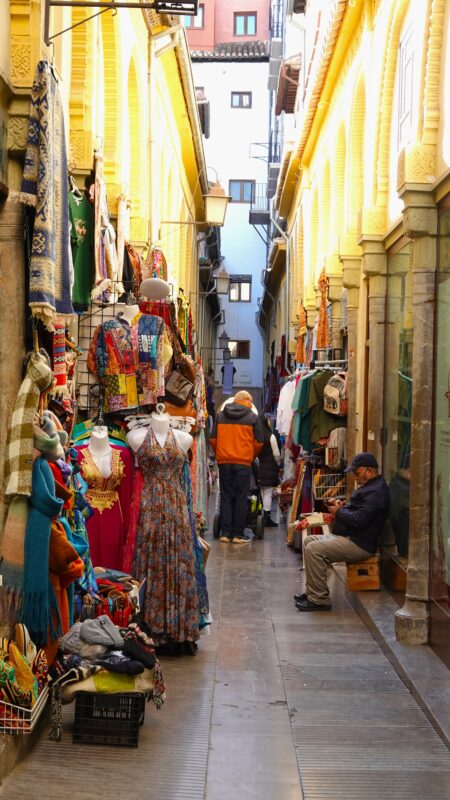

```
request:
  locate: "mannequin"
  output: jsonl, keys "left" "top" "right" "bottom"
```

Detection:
{"left": 129, "top": 401, "right": 199, "bottom": 648}
{"left": 127, "top": 404, "right": 192, "bottom": 454}
{"left": 116, "top": 303, "right": 140, "bottom": 325}
{"left": 87, "top": 425, "right": 113, "bottom": 478}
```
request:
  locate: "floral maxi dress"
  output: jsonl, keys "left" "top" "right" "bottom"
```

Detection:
{"left": 132, "top": 428, "right": 199, "bottom": 644}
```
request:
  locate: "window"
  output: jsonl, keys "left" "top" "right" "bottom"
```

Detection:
{"left": 229, "top": 180, "right": 255, "bottom": 203}
{"left": 228, "top": 340, "right": 250, "bottom": 359}
{"left": 183, "top": 4, "right": 204, "bottom": 28}
{"left": 234, "top": 12, "right": 257, "bottom": 36}
{"left": 231, "top": 92, "right": 252, "bottom": 108}
{"left": 229, "top": 275, "right": 252, "bottom": 302}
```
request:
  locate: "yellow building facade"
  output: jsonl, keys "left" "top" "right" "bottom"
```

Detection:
{"left": 267, "top": 0, "right": 450, "bottom": 648}
{"left": 0, "top": 1, "right": 208, "bottom": 523}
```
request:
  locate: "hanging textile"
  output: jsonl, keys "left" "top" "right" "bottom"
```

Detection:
{"left": 20, "top": 60, "right": 73, "bottom": 330}
{"left": 316, "top": 269, "right": 330, "bottom": 349}
{"left": 69, "top": 190, "right": 94, "bottom": 311}
{"left": 295, "top": 301, "right": 308, "bottom": 364}
{"left": 116, "top": 195, "right": 130, "bottom": 288}
{"left": 144, "top": 245, "right": 168, "bottom": 281}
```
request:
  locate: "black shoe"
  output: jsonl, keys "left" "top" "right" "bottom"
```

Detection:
{"left": 296, "top": 599, "right": 332, "bottom": 612}
{"left": 264, "top": 514, "right": 278, "bottom": 528}
{"left": 293, "top": 593, "right": 307, "bottom": 604}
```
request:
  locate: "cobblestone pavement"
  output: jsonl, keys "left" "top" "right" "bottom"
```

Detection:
{"left": 2, "top": 514, "right": 450, "bottom": 799}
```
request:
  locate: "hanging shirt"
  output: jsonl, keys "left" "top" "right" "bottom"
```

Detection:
{"left": 292, "top": 371, "right": 317, "bottom": 451}
{"left": 308, "top": 370, "right": 346, "bottom": 443}
{"left": 87, "top": 312, "right": 170, "bottom": 412}
{"left": 69, "top": 192, "right": 94, "bottom": 310}
{"left": 276, "top": 379, "right": 296, "bottom": 436}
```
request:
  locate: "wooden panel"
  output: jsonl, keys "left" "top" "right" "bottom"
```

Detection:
{"left": 347, "top": 556, "right": 381, "bottom": 591}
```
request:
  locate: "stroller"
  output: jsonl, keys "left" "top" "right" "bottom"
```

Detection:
{"left": 213, "top": 462, "right": 265, "bottom": 540}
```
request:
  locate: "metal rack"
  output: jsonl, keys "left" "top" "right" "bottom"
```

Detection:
{"left": 312, "top": 469, "right": 346, "bottom": 501}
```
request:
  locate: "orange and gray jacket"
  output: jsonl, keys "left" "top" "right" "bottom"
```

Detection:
{"left": 210, "top": 401, "right": 263, "bottom": 467}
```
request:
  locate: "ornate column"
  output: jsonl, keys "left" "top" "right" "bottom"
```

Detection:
{"left": 395, "top": 149, "right": 438, "bottom": 644}
{"left": 359, "top": 233, "right": 387, "bottom": 467}
{"left": 341, "top": 255, "right": 362, "bottom": 465}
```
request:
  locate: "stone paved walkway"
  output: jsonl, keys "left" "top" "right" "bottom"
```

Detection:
{"left": 2, "top": 517, "right": 450, "bottom": 799}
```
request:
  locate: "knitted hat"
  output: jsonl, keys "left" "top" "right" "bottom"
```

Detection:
{"left": 79, "top": 615, "right": 124, "bottom": 648}
{"left": 33, "top": 424, "right": 65, "bottom": 461}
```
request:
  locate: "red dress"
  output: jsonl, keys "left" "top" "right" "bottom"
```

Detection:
{"left": 76, "top": 444, "right": 133, "bottom": 571}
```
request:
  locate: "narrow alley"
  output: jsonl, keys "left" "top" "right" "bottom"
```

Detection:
{"left": 2, "top": 515, "right": 450, "bottom": 800}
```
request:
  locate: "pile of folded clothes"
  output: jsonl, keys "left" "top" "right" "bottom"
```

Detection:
{"left": 48, "top": 613, "right": 165, "bottom": 741}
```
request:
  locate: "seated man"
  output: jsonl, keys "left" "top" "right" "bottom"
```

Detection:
{"left": 294, "top": 452, "right": 389, "bottom": 611}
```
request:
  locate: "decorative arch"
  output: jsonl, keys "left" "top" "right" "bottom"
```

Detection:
{"left": 127, "top": 54, "right": 145, "bottom": 241}
{"left": 332, "top": 123, "right": 346, "bottom": 248}
{"left": 101, "top": 12, "right": 122, "bottom": 210}
{"left": 422, "top": 0, "right": 446, "bottom": 146}
{"left": 69, "top": 9, "right": 95, "bottom": 169}
{"left": 347, "top": 75, "right": 365, "bottom": 232}
{"left": 373, "top": 0, "right": 410, "bottom": 207}
{"left": 309, "top": 187, "right": 320, "bottom": 285}
{"left": 319, "top": 160, "right": 331, "bottom": 261}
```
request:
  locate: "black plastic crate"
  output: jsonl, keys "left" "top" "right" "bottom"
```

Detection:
{"left": 73, "top": 692, "right": 145, "bottom": 747}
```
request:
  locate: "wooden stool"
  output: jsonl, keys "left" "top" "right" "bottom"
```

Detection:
{"left": 346, "top": 555, "right": 381, "bottom": 590}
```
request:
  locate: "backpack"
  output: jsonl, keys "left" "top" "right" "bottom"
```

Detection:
{"left": 323, "top": 372, "right": 348, "bottom": 416}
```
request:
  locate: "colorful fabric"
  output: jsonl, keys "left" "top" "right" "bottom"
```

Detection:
{"left": 0, "top": 497, "right": 29, "bottom": 625}
{"left": 51, "top": 323, "right": 67, "bottom": 391}
{"left": 116, "top": 196, "right": 130, "bottom": 288}
{"left": 87, "top": 313, "right": 166, "bottom": 411}
{"left": 122, "top": 467, "right": 144, "bottom": 574}
{"left": 132, "top": 428, "right": 199, "bottom": 644}
{"left": 76, "top": 444, "right": 133, "bottom": 571}
{"left": 144, "top": 246, "right": 168, "bottom": 281}
{"left": 20, "top": 60, "right": 73, "bottom": 330}
{"left": 316, "top": 269, "right": 330, "bottom": 349}
{"left": 4, "top": 351, "right": 53, "bottom": 497}
{"left": 69, "top": 192, "right": 94, "bottom": 310}
{"left": 181, "top": 461, "right": 209, "bottom": 620}
{"left": 21, "top": 458, "right": 63, "bottom": 648}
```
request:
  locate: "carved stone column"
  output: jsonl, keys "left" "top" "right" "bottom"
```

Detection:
{"left": 395, "top": 185, "right": 437, "bottom": 645}
{"left": 360, "top": 237, "right": 387, "bottom": 466}
{"left": 341, "top": 256, "right": 362, "bottom": 465}
{"left": 327, "top": 272, "right": 344, "bottom": 350}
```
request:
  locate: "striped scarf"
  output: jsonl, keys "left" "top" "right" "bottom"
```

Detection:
{"left": 4, "top": 351, "right": 53, "bottom": 498}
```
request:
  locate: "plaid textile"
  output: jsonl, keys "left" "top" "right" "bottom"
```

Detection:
{"left": 4, "top": 351, "right": 53, "bottom": 497}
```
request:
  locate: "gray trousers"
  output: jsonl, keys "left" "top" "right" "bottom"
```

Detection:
{"left": 303, "top": 533, "right": 372, "bottom": 606}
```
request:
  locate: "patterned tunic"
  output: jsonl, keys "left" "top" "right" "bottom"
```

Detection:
{"left": 132, "top": 429, "right": 199, "bottom": 644}
{"left": 87, "top": 313, "right": 166, "bottom": 412}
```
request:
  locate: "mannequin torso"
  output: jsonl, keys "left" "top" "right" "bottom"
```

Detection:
{"left": 116, "top": 304, "right": 140, "bottom": 325}
{"left": 88, "top": 425, "right": 113, "bottom": 478}
{"left": 127, "top": 411, "right": 192, "bottom": 454}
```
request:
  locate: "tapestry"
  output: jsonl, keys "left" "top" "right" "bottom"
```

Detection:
{"left": 20, "top": 60, "right": 73, "bottom": 331}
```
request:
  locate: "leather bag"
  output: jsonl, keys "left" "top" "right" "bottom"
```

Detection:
{"left": 164, "top": 369, "right": 194, "bottom": 406}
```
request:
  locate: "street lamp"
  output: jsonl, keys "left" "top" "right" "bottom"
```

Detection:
{"left": 203, "top": 182, "right": 231, "bottom": 227}
{"left": 214, "top": 267, "right": 230, "bottom": 295}
{"left": 218, "top": 329, "right": 230, "bottom": 350}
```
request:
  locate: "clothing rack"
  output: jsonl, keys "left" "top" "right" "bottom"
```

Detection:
{"left": 310, "top": 359, "right": 348, "bottom": 370}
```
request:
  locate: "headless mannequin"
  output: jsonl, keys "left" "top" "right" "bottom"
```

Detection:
{"left": 127, "top": 405, "right": 192, "bottom": 454}
{"left": 88, "top": 425, "right": 113, "bottom": 478}
{"left": 116, "top": 303, "right": 140, "bottom": 325}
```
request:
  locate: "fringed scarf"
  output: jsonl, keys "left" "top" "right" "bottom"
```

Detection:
{"left": 20, "top": 60, "right": 74, "bottom": 331}
{"left": 295, "top": 301, "right": 308, "bottom": 364}
{"left": 316, "top": 268, "right": 330, "bottom": 349}
{"left": 4, "top": 351, "right": 54, "bottom": 498}
{"left": 21, "top": 458, "right": 63, "bottom": 648}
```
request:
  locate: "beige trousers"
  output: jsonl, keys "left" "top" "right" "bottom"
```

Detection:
{"left": 303, "top": 533, "right": 372, "bottom": 606}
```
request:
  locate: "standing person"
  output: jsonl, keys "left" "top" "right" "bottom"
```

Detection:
{"left": 258, "top": 415, "right": 281, "bottom": 528}
{"left": 210, "top": 390, "right": 263, "bottom": 544}
{"left": 294, "top": 453, "right": 389, "bottom": 611}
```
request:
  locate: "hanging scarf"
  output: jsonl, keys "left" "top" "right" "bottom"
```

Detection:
{"left": 4, "top": 351, "right": 53, "bottom": 497}
{"left": 316, "top": 268, "right": 330, "bottom": 348}
{"left": 92, "top": 156, "right": 111, "bottom": 302}
{"left": 20, "top": 60, "right": 73, "bottom": 330}
{"left": 0, "top": 497, "right": 29, "bottom": 625}
{"left": 50, "top": 323, "right": 68, "bottom": 396}
{"left": 21, "top": 458, "right": 64, "bottom": 648}
{"left": 295, "top": 302, "right": 308, "bottom": 364}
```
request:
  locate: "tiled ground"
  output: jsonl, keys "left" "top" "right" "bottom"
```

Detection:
{"left": 1, "top": 509, "right": 450, "bottom": 799}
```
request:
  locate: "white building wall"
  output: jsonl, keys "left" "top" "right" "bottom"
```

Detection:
{"left": 192, "top": 60, "right": 268, "bottom": 394}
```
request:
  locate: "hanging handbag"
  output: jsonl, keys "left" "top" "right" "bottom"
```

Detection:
{"left": 164, "top": 368, "right": 194, "bottom": 406}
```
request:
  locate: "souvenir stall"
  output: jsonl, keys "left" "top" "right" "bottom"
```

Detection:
{"left": 0, "top": 59, "right": 210, "bottom": 740}
{"left": 274, "top": 276, "right": 349, "bottom": 547}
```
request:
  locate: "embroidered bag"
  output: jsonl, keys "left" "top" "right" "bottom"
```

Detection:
{"left": 323, "top": 372, "right": 348, "bottom": 416}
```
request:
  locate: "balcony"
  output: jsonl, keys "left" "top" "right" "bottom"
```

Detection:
{"left": 249, "top": 183, "right": 270, "bottom": 226}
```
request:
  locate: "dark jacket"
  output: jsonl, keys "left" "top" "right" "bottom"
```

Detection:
{"left": 210, "top": 401, "right": 263, "bottom": 467}
{"left": 259, "top": 425, "right": 280, "bottom": 486}
{"left": 332, "top": 474, "right": 389, "bottom": 554}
